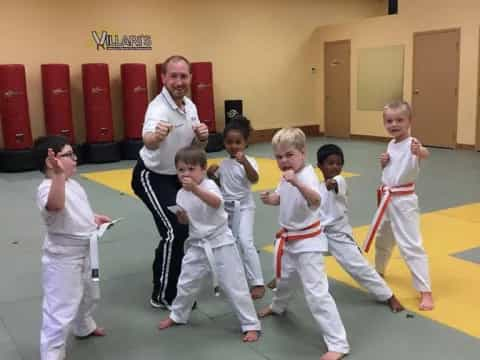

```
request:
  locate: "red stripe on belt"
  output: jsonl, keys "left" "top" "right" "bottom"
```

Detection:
{"left": 275, "top": 221, "right": 322, "bottom": 279}
{"left": 362, "top": 183, "right": 415, "bottom": 253}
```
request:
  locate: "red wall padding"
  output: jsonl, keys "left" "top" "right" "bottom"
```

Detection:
{"left": 0, "top": 64, "right": 33, "bottom": 150}
{"left": 121, "top": 63, "right": 148, "bottom": 140}
{"left": 82, "top": 63, "right": 114, "bottom": 143}
{"left": 41, "top": 64, "right": 75, "bottom": 144}
{"left": 191, "top": 62, "right": 216, "bottom": 133}
{"left": 155, "top": 63, "right": 163, "bottom": 95}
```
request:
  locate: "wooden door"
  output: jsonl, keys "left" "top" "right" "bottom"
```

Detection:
{"left": 324, "top": 40, "right": 350, "bottom": 138}
{"left": 412, "top": 29, "right": 460, "bottom": 148}
{"left": 477, "top": 27, "right": 480, "bottom": 151}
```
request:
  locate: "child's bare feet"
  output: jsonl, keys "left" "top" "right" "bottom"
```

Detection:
{"left": 267, "top": 278, "right": 276, "bottom": 290}
{"left": 320, "top": 351, "right": 346, "bottom": 360}
{"left": 251, "top": 285, "right": 265, "bottom": 300}
{"left": 158, "top": 317, "right": 176, "bottom": 330}
{"left": 76, "top": 327, "right": 106, "bottom": 339}
{"left": 258, "top": 305, "right": 274, "bottom": 318}
{"left": 387, "top": 295, "right": 404, "bottom": 313}
{"left": 243, "top": 330, "right": 259, "bottom": 342}
{"left": 419, "top": 292, "right": 434, "bottom": 311}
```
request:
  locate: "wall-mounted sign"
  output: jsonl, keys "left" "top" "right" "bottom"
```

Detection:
{"left": 91, "top": 31, "right": 152, "bottom": 51}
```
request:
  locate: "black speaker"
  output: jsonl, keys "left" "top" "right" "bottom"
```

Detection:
{"left": 224, "top": 100, "right": 243, "bottom": 125}
{"left": 388, "top": 0, "right": 398, "bottom": 15}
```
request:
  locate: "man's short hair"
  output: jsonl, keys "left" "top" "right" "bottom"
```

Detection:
{"left": 272, "top": 128, "right": 306, "bottom": 151}
{"left": 161, "top": 55, "right": 192, "bottom": 74}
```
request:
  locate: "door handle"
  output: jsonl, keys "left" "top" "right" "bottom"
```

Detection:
{"left": 414, "top": 89, "right": 420, "bottom": 94}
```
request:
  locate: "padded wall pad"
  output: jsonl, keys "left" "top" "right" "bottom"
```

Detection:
{"left": 41, "top": 64, "right": 75, "bottom": 143}
{"left": 191, "top": 62, "right": 216, "bottom": 133}
{"left": 84, "top": 141, "right": 121, "bottom": 163}
{"left": 0, "top": 148, "right": 35, "bottom": 172}
{"left": 82, "top": 63, "right": 114, "bottom": 143}
{"left": 120, "top": 63, "right": 148, "bottom": 140}
{"left": 155, "top": 63, "right": 163, "bottom": 95}
{"left": 0, "top": 64, "right": 33, "bottom": 150}
{"left": 120, "top": 138, "right": 143, "bottom": 160}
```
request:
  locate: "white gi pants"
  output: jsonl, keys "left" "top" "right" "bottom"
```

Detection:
{"left": 326, "top": 231, "right": 392, "bottom": 301}
{"left": 271, "top": 250, "right": 349, "bottom": 354}
{"left": 374, "top": 194, "right": 431, "bottom": 292}
{"left": 40, "top": 251, "right": 97, "bottom": 360}
{"left": 226, "top": 203, "right": 264, "bottom": 287}
{"left": 170, "top": 243, "right": 261, "bottom": 333}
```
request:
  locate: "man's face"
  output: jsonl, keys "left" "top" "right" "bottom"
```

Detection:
{"left": 161, "top": 60, "right": 191, "bottom": 102}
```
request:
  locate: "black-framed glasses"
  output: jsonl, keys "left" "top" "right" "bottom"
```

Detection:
{"left": 58, "top": 151, "right": 77, "bottom": 160}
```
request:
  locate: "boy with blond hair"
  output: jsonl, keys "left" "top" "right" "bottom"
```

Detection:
{"left": 363, "top": 100, "right": 434, "bottom": 311}
{"left": 259, "top": 128, "right": 349, "bottom": 360}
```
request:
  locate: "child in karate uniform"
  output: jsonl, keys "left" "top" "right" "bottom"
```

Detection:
{"left": 258, "top": 128, "right": 349, "bottom": 360}
{"left": 34, "top": 136, "right": 110, "bottom": 360}
{"left": 317, "top": 143, "right": 403, "bottom": 312}
{"left": 158, "top": 145, "right": 261, "bottom": 342}
{"left": 366, "top": 100, "right": 434, "bottom": 311}
{"left": 207, "top": 115, "right": 265, "bottom": 299}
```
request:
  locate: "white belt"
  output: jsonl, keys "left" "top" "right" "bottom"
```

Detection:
{"left": 202, "top": 240, "right": 220, "bottom": 296}
{"left": 89, "top": 218, "right": 123, "bottom": 300}
{"left": 225, "top": 200, "right": 241, "bottom": 241}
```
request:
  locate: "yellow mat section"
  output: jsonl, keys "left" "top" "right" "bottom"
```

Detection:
{"left": 263, "top": 203, "right": 480, "bottom": 338}
{"left": 81, "top": 157, "right": 359, "bottom": 195}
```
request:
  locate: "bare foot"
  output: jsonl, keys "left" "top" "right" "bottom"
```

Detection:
{"left": 267, "top": 278, "right": 276, "bottom": 290}
{"left": 76, "top": 327, "right": 106, "bottom": 339}
{"left": 158, "top": 317, "right": 176, "bottom": 330}
{"left": 419, "top": 292, "right": 434, "bottom": 311}
{"left": 387, "top": 295, "right": 404, "bottom": 313}
{"left": 258, "top": 305, "right": 274, "bottom": 318}
{"left": 243, "top": 330, "right": 259, "bottom": 342}
{"left": 320, "top": 351, "right": 346, "bottom": 360}
{"left": 251, "top": 285, "right": 266, "bottom": 300}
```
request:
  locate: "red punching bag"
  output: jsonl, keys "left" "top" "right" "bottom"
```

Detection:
{"left": 0, "top": 64, "right": 33, "bottom": 150}
{"left": 121, "top": 63, "right": 148, "bottom": 140}
{"left": 191, "top": 62, "right": 216, "bottom": 133}
{"left": 82, "top": 63, "right": 114, "bottom": 143}
{"left": 41, "top": 64, "right": 75, "bottom": 144}
{"left": 155, "top": 63, "right": 163, "bottom": 95}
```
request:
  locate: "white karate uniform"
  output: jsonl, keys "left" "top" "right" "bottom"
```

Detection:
{"left": 375, "top": 137, "right": 431, "bottom": 292}
{"left": 37, "top": 179, "right": 98, "bottom": 360}
{"left": 271, "top": 165, "right": 349, "bottom": 354}
{"left": 218, "top": 156, "right": 264, "bottom": 287}
{"left": 320, "top": 175, "right": 392, "bottom": 301}
{"left": 170, "top": 178, "right": 261, "bottom": 333}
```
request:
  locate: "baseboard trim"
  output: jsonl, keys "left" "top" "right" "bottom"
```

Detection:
{"left": 456, "top": 143, "right": 476, "bottom": 150}
{"left": 250, "top": 125, "right": 323, "bottom": 144}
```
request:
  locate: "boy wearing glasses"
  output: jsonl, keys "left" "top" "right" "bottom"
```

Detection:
{"left": 34, "top": 136, "right": 111, "bottom": 360}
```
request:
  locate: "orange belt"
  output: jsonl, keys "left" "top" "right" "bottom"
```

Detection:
{"left": 275, "top": 221, "right": 322, "bottom": 279}
{"left": 362, "top": 183, "right": 415, "bottom": 252}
